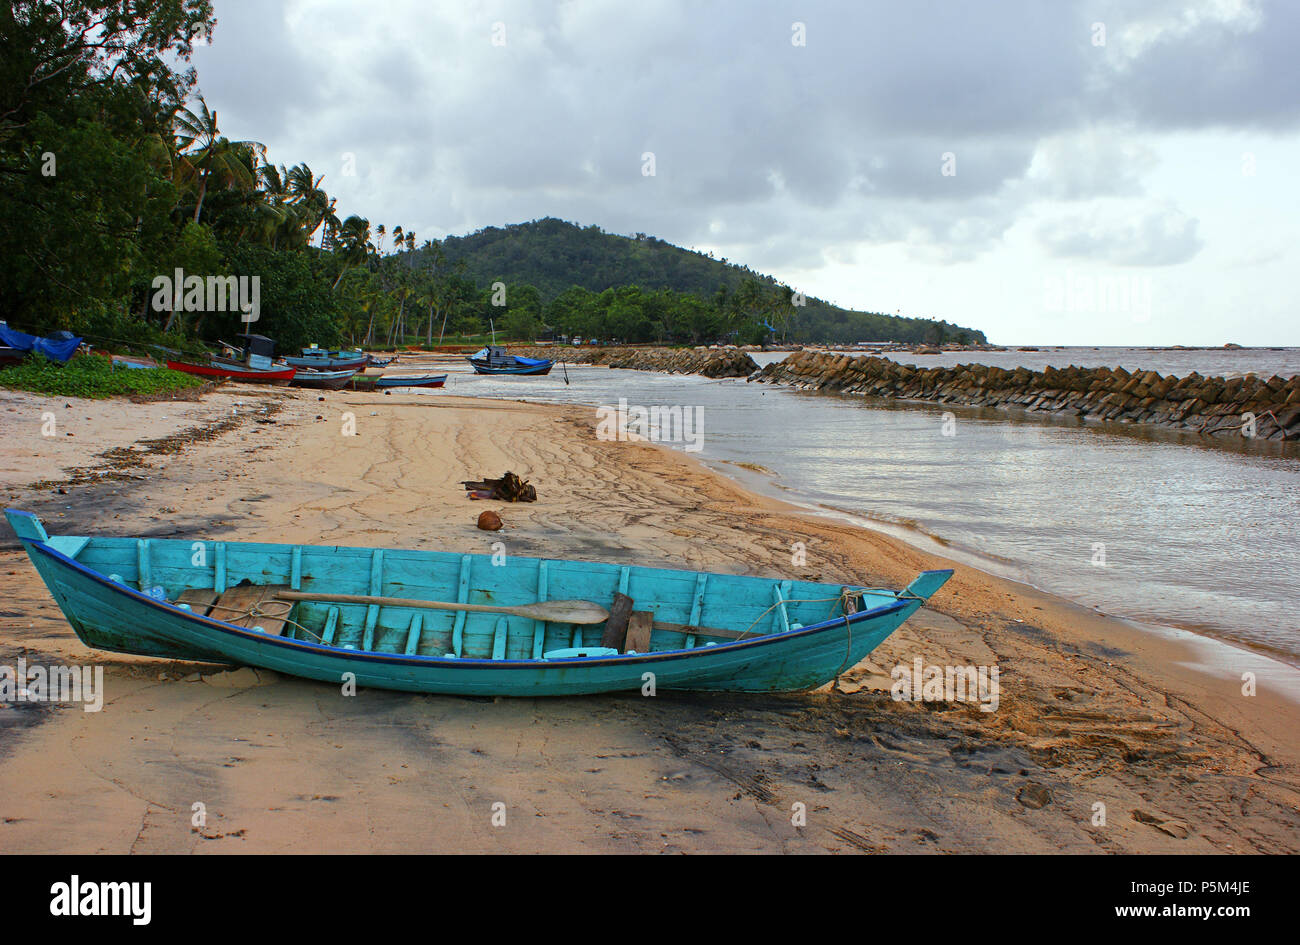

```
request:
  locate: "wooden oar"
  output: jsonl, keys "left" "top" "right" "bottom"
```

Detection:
{"left": 276, "top": 590, "right": 610, "bottom": 625}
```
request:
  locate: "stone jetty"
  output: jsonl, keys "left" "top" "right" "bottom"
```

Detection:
{"left": 548, "top": 345, "right": 758, "bottom": 378}
{"left": 749, "top": 351, "right": 1300, "bottom": 441}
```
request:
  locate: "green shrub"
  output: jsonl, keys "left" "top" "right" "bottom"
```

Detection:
{"left": 0, "top": 353, "right": 206, "bottom": 399}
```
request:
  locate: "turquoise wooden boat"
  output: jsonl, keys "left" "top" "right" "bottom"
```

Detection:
{"left": 5, "top": 509, "right": 951, "bottom": 696}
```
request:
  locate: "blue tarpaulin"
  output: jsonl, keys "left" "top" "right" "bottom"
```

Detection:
{"left": 0, "top": 325, "right": 83, "bottom": 363}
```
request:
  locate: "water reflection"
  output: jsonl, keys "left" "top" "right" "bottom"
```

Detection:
{"left": 434, "top": 362, "right": 1300, "bottom": 664}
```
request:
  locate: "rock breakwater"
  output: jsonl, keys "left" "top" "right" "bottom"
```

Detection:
{"left": 750, "top": 351, "right": 1300, "bottom": 441}
{"left": 549, "top": 346, "right": 758, "bottom": 378}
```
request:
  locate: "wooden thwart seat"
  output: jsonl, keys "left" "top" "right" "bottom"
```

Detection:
{"left": 207, "top": 583, "right": 292, "bottom": 636}
{"left": 624, "top": 611, "right": 654, "bottom": 654}
{"left": 175, "top": 589, "right": 219, "bottom": 617}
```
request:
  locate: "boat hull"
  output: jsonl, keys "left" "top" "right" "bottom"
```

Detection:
{"left": 166, "top": 360, "right": 296, "bottom": 385}
{"left": 5, "top": 510, "right": 950, "bottom": 697}
{"left": 285, "top": 354, "right": 368, "bottom": 370}
{"left": 291, "top": 368, "right": 358, "bottom": 390}
{"left": 349, "top": 374, "right": 447, "bottom": 390}
{"left": 468, "top": 358, "right": 553, "bottom": 376}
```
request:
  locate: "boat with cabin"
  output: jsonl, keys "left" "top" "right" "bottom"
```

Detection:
{"left": 467, "top": 346, "right": 553, "bottom": 376}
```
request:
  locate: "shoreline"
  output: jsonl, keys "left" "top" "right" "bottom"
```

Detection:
{"left": 436, "top": 359, "right": 1299, "bottom": 671}
{"left": 715, "top": 471, "right": 1300, "bottom": 677}
{"left": 2, "top": 386, "right": 1298, "bottom": 852}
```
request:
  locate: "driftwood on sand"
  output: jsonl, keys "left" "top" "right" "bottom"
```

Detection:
{"left": 463, "top": 471, "right": 537, "bottom": 502}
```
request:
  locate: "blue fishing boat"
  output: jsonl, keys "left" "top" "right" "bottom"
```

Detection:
{"left": 349, "top": 373, "right": 446, "bottom": 390}
{"left": 289, "top": 367, "right": 359, "bottom": 390}
{"left": 468, "top": 346, "right": 554, "bottom": 376}
{"left": 285, "top": 351, "right": 368, "bottom": 370}
{"left": 5, "top": 509, "right": 951, "bottom": 696}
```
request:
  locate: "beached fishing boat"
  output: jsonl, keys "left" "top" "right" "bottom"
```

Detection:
{"left": 302, "top": 346, "right": 366, "bottom": 359}
{"left": 286, "top": 351, "right": 368, "bottom": 370}
{"left": 349, "top": 373, "right": 447, "bottom": 391}
{"left": 108, "top": 354, "right": 159, "bottom": 370}
{"left": 290, "top": 368, "right": 359, "bottom": 390}
{"left": 468, "top": 346, "right": 553, "bottom": 376}
{"left": 201, "top": 333, "right": 297, "bottom": 383}
{"left": 166, "top": 360, "right": 296, "bottom": 385}
{"left": 5, "top": 509, "right": 951, "bottom": 696}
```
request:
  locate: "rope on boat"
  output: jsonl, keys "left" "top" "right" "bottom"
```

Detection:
{"left": 204, "top": 600, "right": 325, "bottom": 643}
{"left": 734, "top": 589, "right": 864, "bottom": 640}
{"left": 834, "top": 615, "right": 855, "bottom": 681}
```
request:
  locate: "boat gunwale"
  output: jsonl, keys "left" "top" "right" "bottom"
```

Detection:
{"left": 22, "top": 534, "right": 916, "bottom": 671}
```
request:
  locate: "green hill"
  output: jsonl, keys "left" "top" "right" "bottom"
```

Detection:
{"left": 430, "top": 218, "right": 986, "bottom": 345}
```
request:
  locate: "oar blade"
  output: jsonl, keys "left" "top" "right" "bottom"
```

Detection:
{"left": 521, "top": 599, "right": 611, "bottom": 625}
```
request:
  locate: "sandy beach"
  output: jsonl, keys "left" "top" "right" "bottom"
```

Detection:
{"left": 1, "top": 384, "right": 1297, "bottom": 854}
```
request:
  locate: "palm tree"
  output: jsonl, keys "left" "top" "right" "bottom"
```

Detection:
{"left": 287, "top": 163, "right": 329, "bottom": 243}
{"left": 174, "top": 95, "right": 265, "bottom": 224}
{"left": 389, "top": 284, "right": 412, "bottom": 346}
{"left": 318, "top": 197, "right": 341, "bottom": 249}
{"left": 331, "top": 215, "right": 372, "bottom": 290}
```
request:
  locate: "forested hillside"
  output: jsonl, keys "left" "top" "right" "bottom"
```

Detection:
{"left": 433, "top": 219, "right": 986, "bottom": 345}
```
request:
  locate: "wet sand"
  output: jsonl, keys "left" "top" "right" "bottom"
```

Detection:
{"left": 1, "top": 385, "right": 1298, "bottom": 853}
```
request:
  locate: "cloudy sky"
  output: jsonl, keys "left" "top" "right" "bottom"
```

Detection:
{"left": 192, "top": 0, "right": 1298, "bottom": 345}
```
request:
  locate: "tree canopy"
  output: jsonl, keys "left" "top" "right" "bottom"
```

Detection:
{"left": 0, "top": 4, "right": 986, "bottom": 354}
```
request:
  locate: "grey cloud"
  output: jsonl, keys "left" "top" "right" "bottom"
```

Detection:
{"left": 192, "top": 0, "right": 1293, "bottom": 277}
{"left": 1036, "top": 202, "right": 1205, "bottom": 266}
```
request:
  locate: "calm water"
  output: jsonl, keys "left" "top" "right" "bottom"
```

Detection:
{"left": 430, "top": 360, "right": 1300, "bottom": 665}
{"left": 758, "top": 346, "right": 1300, "bottom": 378}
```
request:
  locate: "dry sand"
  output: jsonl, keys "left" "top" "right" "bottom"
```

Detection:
{"left": 0, "top": 383, "right": 1297, "bottom": 853}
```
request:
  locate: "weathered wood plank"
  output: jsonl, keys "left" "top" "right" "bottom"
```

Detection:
{"left": 600, "top": 592, "right": 634, "bottom": 650}
{"left": 214, "top": 542, "right": 227, "bottom": 593}
{"left": 531, "top": 560, "right": 549, "bottom": 659}
{"left": 321, "top": 606, "right": 340, "bottom": 645}
{"left": 362, "top": 549, "right": 383, "bottom": 651}
{"left": 137, "top": 539, "right": 151, "bottom": 592}
{"left": 210, "top": 583, "right": 292, "bottom": 636}
{"left": 451, "top": 554, "right": 470, "bottom": 657}
{"left": 653, "top": 619, "right": 753, "bottom": 641}
{"left": 684, "top": 572, "right": 708, "bottom": 649}
{"left": 492, "top": 617, "right": 507, "bottom": 661}
{"left": 175, "top": 588, "right": 219, "bottom": 617}
{"left": 404, "top": 614, "right": 423, "bottom": 656}
{"left": 624, "top": 611, "right": 654, "bottom": 654}
{"left": 772, "top": 580, "right": 792, "bottom": 633}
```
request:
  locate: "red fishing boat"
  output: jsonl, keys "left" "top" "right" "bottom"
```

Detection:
{"left": 166, "top": 360, "right": 296, "bottom": 385}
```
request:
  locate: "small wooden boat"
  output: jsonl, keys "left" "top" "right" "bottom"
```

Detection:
{"left": 6, "top": 509, "right": 951, "bottom": 696}
{"left": 367, "top": 355, "right": 398, "bottom": 367}
{"left": 302, "top": 346, "right": 365, "bottom": 359}
{"left": 468, "top": 346, "right": 553, "bottom": 376}
{"left": 109, "top": 354, "right": 160, "bottom": 370}
{"left": 203, "top": 333, "right": 297, "bottom": 383}
{"left": 349, "top": 373, "right": 447, "bottom": 391}
{"left": 167, "top": 360, "right": 296, "bottom": 385}
{"left": 286, "top": 351, "right": 368, "bottom": 370}
{"left": 290, "top": 368, "right": 358, "bottom": 390}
